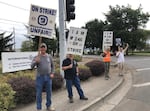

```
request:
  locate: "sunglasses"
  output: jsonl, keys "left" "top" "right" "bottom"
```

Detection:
{"left": 40, "top": 46, "right": 46, "bottom": 48}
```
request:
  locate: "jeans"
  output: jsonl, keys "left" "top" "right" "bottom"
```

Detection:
{"left": 104, "top": 62, "right": 110, "bottom": 78}
{"left": 36, "top": 74, "right": 52, "bottom": 110}
{"left": 66, "top": 76, "right": 84, "bottom": 99}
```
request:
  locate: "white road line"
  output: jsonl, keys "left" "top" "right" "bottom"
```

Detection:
{"left": 133, "top": 82, "right": 150, "bottom": 88}
{"left": 136, "top": 68, "right": 150, "bottom": 72}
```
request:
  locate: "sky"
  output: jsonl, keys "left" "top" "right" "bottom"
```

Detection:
{"left": 0, "top": 0, "right": 150, "bottom": 48}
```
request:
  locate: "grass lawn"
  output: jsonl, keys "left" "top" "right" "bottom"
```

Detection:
{"left": 129, "top": 52, "right": 150, "bottom": 56}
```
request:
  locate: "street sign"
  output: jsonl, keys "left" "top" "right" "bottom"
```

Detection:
{"left": 66, "top": 27, "right": 87, "bottom": 56}
{"left": 28, "top": 4, "right": 57, "bottom": 38}
{"left": 103, "top": 31, "right": 113, "bottom": 51}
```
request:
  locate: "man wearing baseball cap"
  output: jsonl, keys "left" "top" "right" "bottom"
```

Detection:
{"left": 31, "top": 43, "right": 55, "bottom": 111}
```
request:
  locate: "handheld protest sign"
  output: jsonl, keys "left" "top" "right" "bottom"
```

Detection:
{"left": 102, "top": 31, "right": 113, "bottom": 52}
{"left": 28, "top": 4, "right": 57, "bottom": 39}
{"left": 66, "top": 27, "right": 87, "bottom": 56}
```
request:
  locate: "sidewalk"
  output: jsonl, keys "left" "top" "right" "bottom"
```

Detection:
{"left": 13, "top": 67, "right": 123, "bottom": 111}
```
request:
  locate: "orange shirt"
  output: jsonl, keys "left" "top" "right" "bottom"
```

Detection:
{"left": 103, "top": 51, "right": 111, "bottom": 62}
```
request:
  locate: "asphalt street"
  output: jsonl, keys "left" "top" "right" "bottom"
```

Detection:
{"left": 113, "top": 56, "right": 150, "bottom": 111}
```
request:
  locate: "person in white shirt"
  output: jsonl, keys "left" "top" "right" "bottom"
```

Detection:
{"left": 116, "top": 43, "right": 129, "bottom": 76}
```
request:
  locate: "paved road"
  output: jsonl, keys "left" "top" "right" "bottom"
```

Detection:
{"left": 113, "top": 56, "right": 150, "bottom": 111}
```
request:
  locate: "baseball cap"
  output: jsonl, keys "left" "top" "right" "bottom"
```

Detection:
{"left": 40, "top": 43, "right": 47, "bottom": 48}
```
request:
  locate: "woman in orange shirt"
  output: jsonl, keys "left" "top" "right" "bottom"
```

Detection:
{"left": 102, "top": 47, "right": 111, "bottom": 80}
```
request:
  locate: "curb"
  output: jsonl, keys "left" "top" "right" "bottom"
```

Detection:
{"left": 77, "top": 77, "right": 124, "bottom": 111}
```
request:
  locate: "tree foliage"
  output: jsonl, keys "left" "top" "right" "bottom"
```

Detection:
{"left": 0, "top": 32, "right": 14, "bottom": 59}
{"left": 84, "top": 19, "right": 106, "bottom": 50}
{"left": 105, "top": 4, "right": 150, "bottom": 51}
{"left": 84, "top": 4, "right": 150, "bottom": 53}
{"left": 21, "top": 40, "right": 33, "bottom": 52}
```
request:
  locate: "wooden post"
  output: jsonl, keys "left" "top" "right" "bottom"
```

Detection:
{"left": 38, "top": 36, "right": 42, "bottom": 55}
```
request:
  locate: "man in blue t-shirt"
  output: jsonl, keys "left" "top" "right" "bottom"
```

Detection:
{"left": 62, "top": 54, "right": 88, "bottom": 103}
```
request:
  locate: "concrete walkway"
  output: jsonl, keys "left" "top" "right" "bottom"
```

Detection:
{"left": 13, "top": 68, "right": 123, "bottom": 111}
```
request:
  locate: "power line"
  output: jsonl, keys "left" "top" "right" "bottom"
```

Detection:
{"left": 0, "top": 1, "right": 59, "bottom": 25}
{"left": 0, "top": 18, "right": 27, "bottom": 24}
{"left": 0, "top": 21, "right": 28, "bottom": 28}
{"left": 0, "top": 29, "right": 27, "bottom": 35}
{"left": 0, "top": 1, "right": 29, "bottom": 11}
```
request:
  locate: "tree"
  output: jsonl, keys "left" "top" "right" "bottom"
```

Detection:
{"left": 104, "top": 4, "right": 150, "bottom": 51}
{"left": 21, "top": 40, "right": 33, "bottom": 52}
{"left": 84, "top": 19, "right": 106, "bottom": 53}
{"left": 23, "top": 35, "right": 57, "bottom": 56}
{"left": 0, "top": 32, "right": 14, "bottom": 59}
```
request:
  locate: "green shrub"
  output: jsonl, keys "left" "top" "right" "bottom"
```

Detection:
{"left": 0, "top": 83, "right": 16, "bottom": 111}
{"left": 0, "top": 70, "right": 36, "bottom": 84}
{"left": 8, "top": 77, "right": 36, "bottom": 104}
{"left": 52, "top": 73, "right": 64, "bottom": 90}
{"left": 13, "top": 70, "right": 35, "bottom": 80}
{"left": 85, "top": 60, "right": 105, "bottom": 76}
{"left": 78, "top": 65, "right": 92, "bottom": 81}
{"left": 74, "top": 55, "right": 82, "bottom": 62}
{"left": 54, "top": 58, "right": 60, "bottom": 69}
{"left": 0, "top": 75, "right": 8, "bottom": 83}
{"left": 55, "top": 67, "right": 60, "bottom": 74}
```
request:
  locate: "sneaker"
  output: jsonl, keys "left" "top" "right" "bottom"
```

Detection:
{"left": 80, "top": 96, "right": 88, "bottom": 100}
{"left": 105, "top": 75, "right": 111, "bottom": 80}
{"left": 119, "top": 74, "right": 124, "bottom": 77}
{"left": 105, "top": 77, "right": 108, "bottom": 80}
{"left": 47, "top": 106, "right": 55, "bottom": 111}
{"left": 69, "top": 98, "right": 74, "bottom": 103}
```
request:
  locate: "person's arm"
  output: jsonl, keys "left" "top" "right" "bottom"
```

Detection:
{"left": 116, "top": 51, "right": 120, "bottom": 57}
{"left": 102, "top": 52, "right": 106, "bottom": 57}
{"left": 76, "top": 64, "right": 79, "bottom": 75}
{"left": 49, "top": 55, "right": 55, "bottom": 74}
{"left": 62, "top": 59, "right": 73, "bottom": 71}
{"left": 31, "top": 56, "right": 39, "bottom": 69}
{"left": 110, "top": 52, "right": 114, "bottom": 56}
{"left": 123, "top": 43, "right": 129, "bottom": 52}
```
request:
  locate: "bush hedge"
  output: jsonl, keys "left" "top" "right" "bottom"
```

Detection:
{"left": 8, "top": 77, "right": 36, "bottom": 104}
{"left": 0, "top": 83, "right": 16, "bottom": 111}
{"left": 52, "top": 73, "right": 64, "bottom": 90}
{"left": 85, "top": 60, "right": 105, "bottom": 76}
{"left": 78, "top": 65, "right": 92, "bottom": 81}
{"left": 74, "top": 55, "right": 82, "bottom": 62}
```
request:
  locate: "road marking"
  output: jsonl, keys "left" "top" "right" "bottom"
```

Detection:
{"left": 133, "top": 82, "right": 150, "bottom": 88}
{"left": 136, "top": 68, "right": 150, "bottom": 72}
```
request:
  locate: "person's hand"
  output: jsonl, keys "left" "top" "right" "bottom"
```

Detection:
{"left": 126, "top": 43, "right": 129, "bottom": 47}
{"left": 68, "top": 64, "right": 73, "bottom": 69}
{"left": 35, "top": 56, "right": 40, "bottom": 63}
{"left": 50, "top": 73, "right": 54, "bottom": 78}
{"left": 102, "top": 53, "right": 106, "bottom": 57}
{"left": 76, "top": 72, "right": 79, "bottom": 76}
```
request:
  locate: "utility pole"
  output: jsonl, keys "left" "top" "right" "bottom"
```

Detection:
{"left": 59, "top": 0, "right": 66, "bottom": 77}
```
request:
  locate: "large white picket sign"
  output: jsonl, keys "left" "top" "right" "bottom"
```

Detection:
{"left": 103, "top": 31, "right": 113, "bottom": 51}
{"left": 28, "top": 4, "right": 57, "bottom": 38}
{"left": 66, "top": 27, "right": 87, "bottom": 56}
{"left": 2, "top": 52, "right": 38, "bottom": 73}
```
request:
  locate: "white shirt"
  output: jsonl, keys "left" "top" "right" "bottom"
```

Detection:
{"left": 116, "top": 51, "right": 125, "bottom": 63}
